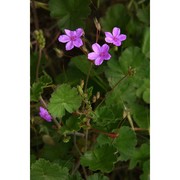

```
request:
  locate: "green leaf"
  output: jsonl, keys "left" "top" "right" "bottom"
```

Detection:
{"left": 132, "top": 104, "right": 150, "bottom": 129}
{"left": 31, "top": 72, "right": 52, "bottom": 102}
{"left": 30, "top": 154, "right": 36, "bottom": 166}
{"left": 143, "top": 88, "right": 150, "bottom": 104}
{"left": 140, "top": 160, "right": 150, "bottom": 180}
{"left": 39, "top": 71, "right": 52, "bottom": 86}
{"left": 137, "top": 6, "right": 150, "bottom": 25}
{"left": 68, "top": 172, "right": 83, "bottom": 180}
{"left": 80, "top": 144, "right": 117, "bottom": 173}
{"left": 40, "top": 142, "right": 71, "bottom": 161}
{"left": 49, "top": 0, "right": 91, "bottom": 30}
{"left": 31, "top": 82, "right": 44, "bottom": 102}
{"left": 105, "top": 88, "right": 124, "bottom": 118}
{"left": 93, "top": 106, "right": 115, "bottom": 126}
{"left": 71, "top": 55, "right": 92, "bottom": 75}
{"left": 136, "top": 79, "right": 149, "bottom": 99}
{"left": 100, "top": 4, "right": 129, "bottom": 32}
{"left": 105, "top": 47, "right": 150, "bottom": 128}
{"left": 31, "top": 158, "right": 69, "bottom": 180}
{"left": 48, "top": 84, "right": 82, "bottom": 118}
{"left": 114, "top": 126, "right": 137, "bottom": 161}
{"left": 106, "top": 47, "right": 149, "bottom": 89}
{"left": 129, "top": 143, "right": 150, "bottom": 169}
{"left": 87, "top": 173, "right": 109, "bottom": 180}
{"left": 70, "top": 55, "right": 107, "bottom": 90}
{"left": 96, "top": 134, "right": 112, "bottom": 146}
{"left": 55, "top": 65, "right": 85, "bottom": 86}
{"left": 61, "top": 116, "right": 82, "bottom": 133}
{"left": 142, "top": 27, "right": 150, "bottom": 58}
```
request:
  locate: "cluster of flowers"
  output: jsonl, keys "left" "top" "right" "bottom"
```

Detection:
{"left": 39, "top": 27, "right": 126, "bottom": 122}
{"left": 58, "top": 27, "right": 127, "bottom": 66}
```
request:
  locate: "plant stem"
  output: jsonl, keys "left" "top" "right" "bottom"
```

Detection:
{"left": 84, "top": 62, "right": 93, "bottom": 93}
{"left": 85, "top": 129, "right": 88, "bottom": 152}
{"left": 39, "top": 96, "right": 61, "bottom": 129}
{"left": 73, "top": 133, "right": 88, "bottom": 179}
{"left": 110, "top": 73, "right": 129, "bottom": 93}
{"left": 36, "top": 48, "right": 42, "bottom": 81}
{"left": 31, "top": 0, "right": 39, "bottom": 30}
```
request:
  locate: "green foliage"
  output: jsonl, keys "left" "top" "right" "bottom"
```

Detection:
{"left": 68, "top": 172, "right": 83, "bottom": 180}
{"left": 96, "top": 134, "right": 112, "bottom": 146}
{"left": 140, "top": 160, "right": 150, "bottom": 180}
{"left": 31, "top": 72, "right": 52, "bottom": 102}
{"left": 142, "top": 27, "right": 150, "bottom": 58}
{"left": 87, "top": 173, "right": 109, "bottom": 180}
{"left": 61, "top": 116, "right": 82, "bottom": 133}
{"left": 129, "top": 143, "right": 150, "bottom": 169}
{"left": 105, "top": 47, "right": 150, "bottom": 128}
{"left": 132, "top": 104, "right": 150, "bottom": 129}
{"left": 81, "top": 144, "right": 117, "bottom": 173}
{"left": 114, "top": 126, "right": 137, "bottom": 161}
{"left": 31, "top": 0, "right": 150, "bottom": 179}
{"left": 40, "top": 142, "right": 71, "bottom": 162}
{"left": 93, "top": 106, "right": 116, "bottom": 126}
{"left": 136, "top": 6, "right": 150, "bottom": 25}
{"left": 31, "top": 158, "right": 69, "bottom": 180}
{"left": 48, "top": 84, "right": 82, "bottom": 118}
{"left": 100, "top": 4, "right": 129, "bottom": 32}
{"left": 49, "top": 0, "right": 91, "bottom": 30}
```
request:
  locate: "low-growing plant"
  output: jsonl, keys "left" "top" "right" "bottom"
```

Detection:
{"left": 30, "top": 0, "right": 150, "bottom": 179}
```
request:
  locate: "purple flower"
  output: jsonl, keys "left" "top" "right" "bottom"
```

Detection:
{"left": 58, "top": 28, "right": 84, "bottom": 51}
{"left": 105, "top": 27, "right": 127, "bottom": 46}
{"left": 39, "top": 106, "right": 52, "bottom": 122}
{"left": 88, "top": 43, "right": 111, "bottom": 66}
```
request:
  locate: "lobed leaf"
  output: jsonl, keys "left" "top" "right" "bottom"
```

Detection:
{"left": 129, "top": 143, "right": 150, "bottom": 169}
{"left": 87, "top": 173, "right": 109, "bottom": 180}
{"left": 31, "top": 158, "right": 69, "bottom": 180}
{"left": 100, "top": 4, "right": 129, "bottom": 32}
{"left": 49, "top": 0, "right": 91, "bottom": 30}
{"left": 114, "top": 126, "right": 137, "bottom": 161}
{"left": 80, "top": 144, "right": 117, "bottom": 173}
{"left": 48, "top": 84, "right": 82, "bottom": 118}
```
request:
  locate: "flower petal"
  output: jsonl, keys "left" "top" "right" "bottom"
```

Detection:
{"left": 88, "top": 52, "right": 99, "bottom": 60}
{"left": 102, "top": 44, "right": 110, "bottom": 52}
{"left": 73, "top": 38, "right": 83, "bottom": 47}
{"left": 113, "top": 41, "right": 121, "bottom": 46}
{"left": 76, "top": 28, "right": 84, "bottom": 37}
{"left": 92, "top": 43, "right": 101, "bottom": 53}
{"left": 94, "top": 57, "right": 103, "bottom": 66}
{"left": 104, "top": 52, "right": 111, "bottom": 60}
{"left": 105, "top": 32, "right": 113, "bottom": 39}
{"left": 58, "top": 35, "right": 70, "bottom": 43}
{"left": 105, "top": 37, "right": 113, "bottom": 43}
{"left": 66, "top": 41, "right": 74, "bottom": 50}
{"left": 112, "top": 27, "right": 120, "bottom": 37}
{"left": 118, "top": 34, "right": 127, "bottom": 41}
{"left": 64, "top": 29, "right": 74, "bottom": 36}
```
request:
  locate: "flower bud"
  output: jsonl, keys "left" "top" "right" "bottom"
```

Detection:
{"left": 80, "top": 79, "right": 84, "bottom": 89}
{"left": 96, "top": 91, "right": 100, "bottom": 99}
{"left": 92, "top": 95, "right": 97, "bottom": 103}
{"left": 94, "top": 18, "right": 101, "bottom": 31}
{"left": 54, "top": 48, "right": 64, "bottom": 58}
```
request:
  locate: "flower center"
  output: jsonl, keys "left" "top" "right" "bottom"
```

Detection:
{"left": 99, "top": 52, "right": 106, "bottom": 57}
{"left": 70, "top": 36, "right": 77, "bottom": 41}
{"left": 113, "top": 36, "right": 118, "bottom": 41}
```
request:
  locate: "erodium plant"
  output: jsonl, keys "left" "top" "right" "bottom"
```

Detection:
{"left": 31, "top": 1, "right": 150, "bottom": 179}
